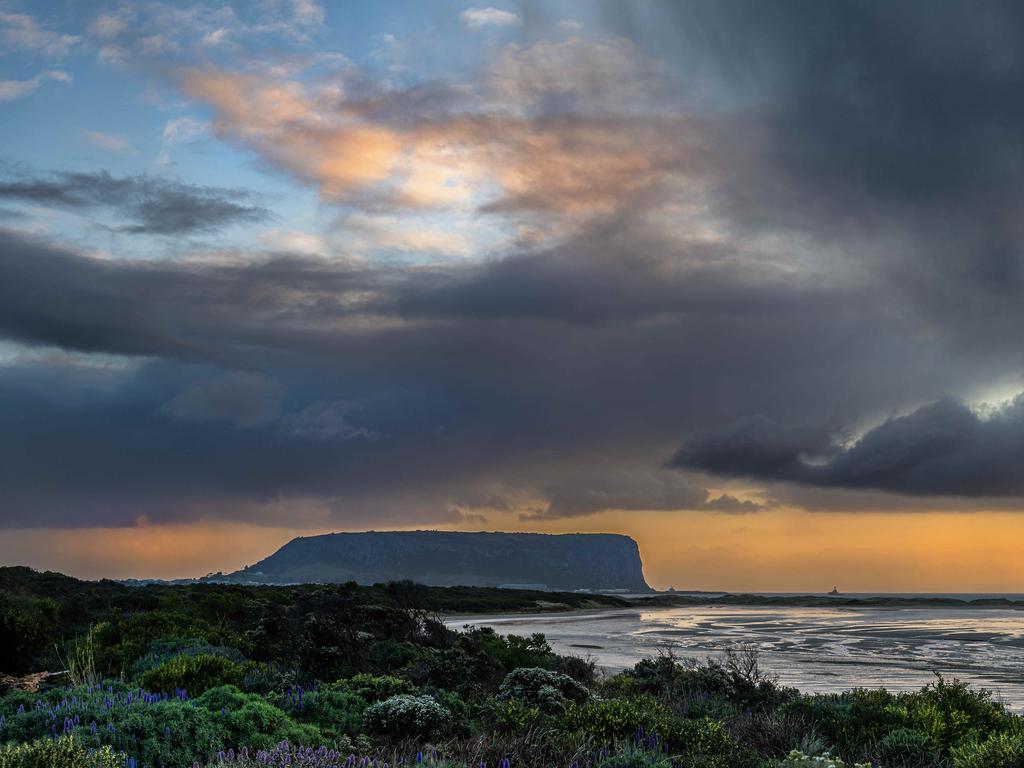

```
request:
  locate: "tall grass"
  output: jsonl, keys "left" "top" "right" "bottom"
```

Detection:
{"left": 56, "top": 624, "right": 99, "bottom": 688}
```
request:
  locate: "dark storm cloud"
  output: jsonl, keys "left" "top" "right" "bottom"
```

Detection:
{"left": 0, "top": 224, "right": 938, "bottom": 526}
{"left": 7, "top": 1, "right": 1024, "bottom": 526}
{"left": 162, "top": 371, "right": 283, "bottom": 428}
{"left": 674, "top": 398, "right": 1024, "bottom": 498}
{"left": 485, "top": 464, "right": 773, "bottom": 522}
{"left": 668, "top": 1, "right": 1024, "bottom": 320}
{"left": 3, "top": 205, "right": 1001, "bottom": 527}
{"left": 0, "top": 169, "right": 270, "bottom": 234}
{"left": 0, "top": 230, "right": 387, "bottom": 359}
{"left": 638, "top": 0, "right": 1024, "bottom": 501}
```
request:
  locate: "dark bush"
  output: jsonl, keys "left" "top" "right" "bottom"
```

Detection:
{"left": 0, "top": 595, "right": 59, "bottom": 674}
{"left": 140, "top": 654, "right": 248, "bottom": 695}
{"left": 873, "top": 727, "right": 940, "bottom": 768}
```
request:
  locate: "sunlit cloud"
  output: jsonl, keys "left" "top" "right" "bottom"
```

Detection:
{"left": 0, "top": 70, "right": 70, "bottom": 101}
{"left": 0, "top": 11, "right": 80, "bottom": 57}
{"left": 85, "top": 130, "right": 138, "bottom": 155}
{"left": 178, "top": 34, "right": 705, "bottom": 258}
{"left": 460, "top": 7, "right": 520, "bottom": 30}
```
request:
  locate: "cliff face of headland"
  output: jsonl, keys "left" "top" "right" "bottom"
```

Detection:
{"left": 221, "top": 530, "right": 652, "bottom": 592}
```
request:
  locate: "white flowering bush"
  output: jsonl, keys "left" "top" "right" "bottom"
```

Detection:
{"left": 497, "top": 666, "right": 590, "bottom": 711}
{"left": 776, "top": 750, "right": 871, "bottom": 768}
{"left": 362, "top": 694, "right": 450, "bottom": 739}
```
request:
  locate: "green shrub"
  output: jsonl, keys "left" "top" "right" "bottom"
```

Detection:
{"left": 365, "top": 639, "right": 422, "bottom": 671}
{"left": 97, "top": 698, "right": 225, "bottom": 768}
{"left": 141, "top": 653, "right": 248, "bottom": 695}
{"left": 952, "top": 732, "right": 1024, "bottom": 768}
{"left": 0, "top": 683, "right": 318, "bottom": 768}
{"left": 0, "top": 594, "right": 59, "bottom": 674}
{"left": 662, "top": 717, "right": 755, "bottom": 767}
{"left": 195, "top": 686, "right": 320, "bottom": 752}
{"left": 497, "top": 666, "right": 590, "bottom": 711}
{"left": 333, "top": 673, "right": 416, "bottom": 702}
{"left": 781, "top": 689, "right": 905, "bottom": 760}
{"left": 621, "top": 647, "right": 792, "bottom": 714}
{"left": 476, "top": 630, "right": 555, "bottom": 670}
{"left": 565, "top": 696, "right": 676, "bottom": 743}
{"left": 480, "top": 696, "right": 544, "bottom": 732}
{"left": 130, "top": 638, "right": 246, "bottom": 679}
{"left": 905, "top": 678, "right": 1010, "bottom": 754}
{"left": 92, "top": 613, "right": 220, "bottom": 678}
{"left": 420, "top": 687, "right": 474, "bottom": 737}
{"left": 593, "top": 742, "right": 675, "bottom": 768}
{"left": 0, "top": 736, "right": 125, "bottom": 768}
{"left": 872, "top": 727, "right": 938, "bottom": 768}
{"left": 362, "top": 694, "right": 451, "bottom": 739}
{"left": 728, "top": 707, "right": 817, "bottom": 758}
{"left": 239, "top": 663, "right": 293, "bottom": 694}
{"left": 283, "top": 687, "right": 369, "bottom": 741}
{"left": 552, "top": 653, "right": 598, "bottom": 687}
{"left": 564, "top": 698, "right": 754, "bottom": 768}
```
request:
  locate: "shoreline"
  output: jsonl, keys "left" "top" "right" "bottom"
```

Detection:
{"left": 442, "top": 605, "right": 645, "bottom": 625}
{"left": 442, "top": 593, "right": 1024, "bottom": 621}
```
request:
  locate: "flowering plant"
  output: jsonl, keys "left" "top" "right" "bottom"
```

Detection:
{"left": 776, "top": 750, "right": 872, "bottom": 768}
{"left": 362, "top": 695, "right": 450, "bottom": 739}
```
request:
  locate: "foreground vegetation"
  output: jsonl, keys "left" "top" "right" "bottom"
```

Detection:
{"left": 2, "top": 568, "right": 1023, "bottom": 768}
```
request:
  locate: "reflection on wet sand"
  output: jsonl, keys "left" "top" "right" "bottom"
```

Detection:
{"left": 446, "top": 606, "right": 1024, "bottom": 710}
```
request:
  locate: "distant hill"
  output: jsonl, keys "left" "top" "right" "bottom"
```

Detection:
{"left": 215, "top": 530, "right": 653, "bottom": 592}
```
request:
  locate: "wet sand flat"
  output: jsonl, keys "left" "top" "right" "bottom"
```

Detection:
{"left": 445, "top": 605, "right": 1024, "bottom": 710}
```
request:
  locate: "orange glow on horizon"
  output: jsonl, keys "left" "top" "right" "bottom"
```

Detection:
{"left": 3, "top": 510, "right": 1024, "bottom": 592}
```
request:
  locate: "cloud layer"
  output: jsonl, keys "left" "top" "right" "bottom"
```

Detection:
{"left": 0, "top": 170, "right": 270, "bottom": 234}
{"left": 4, "top": 1, "right": 1024, "bottom": 531}
{"left": 675, "top": 398, "right": 1024, "bottom": 498}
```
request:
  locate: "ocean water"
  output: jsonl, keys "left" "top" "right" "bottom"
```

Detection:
{"left": 446, "top": 605, "right": 1024, "bottom": 710}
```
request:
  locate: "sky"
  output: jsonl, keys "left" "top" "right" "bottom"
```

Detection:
{"left": 3, "top": 0, "right": 1024, "bottom": 591}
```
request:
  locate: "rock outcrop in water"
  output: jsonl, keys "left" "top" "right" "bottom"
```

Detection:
{"left": 220, "top": 530, "right": 652, "bottom": 592}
